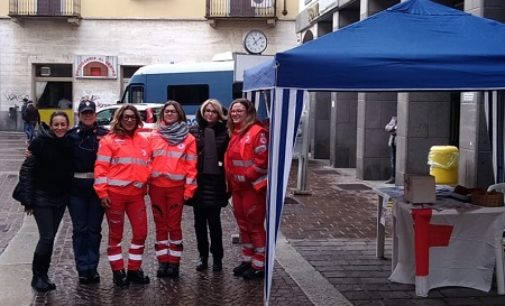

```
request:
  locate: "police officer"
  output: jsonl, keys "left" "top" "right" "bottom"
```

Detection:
{"left": 67, "top": 100, "right": 108, "bottom": 284}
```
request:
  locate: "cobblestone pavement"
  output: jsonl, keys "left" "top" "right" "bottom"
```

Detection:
{"left": 5, "top": 130, "right": 505, "bottom": 305}
{"left": 0, "top": 132, "right": 27, "bottom": 255}
{"left": 0, "top": 132, "right": 310, "bottom": 306}
{"left": 283, "top": 160, "right": 505, "bottom": 306}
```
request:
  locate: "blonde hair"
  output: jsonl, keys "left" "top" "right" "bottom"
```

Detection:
{"left": 110, "top": 104, "right": 143, "bottom": 135}
{"left": 227, "top": 98, "right": 257, "bottom": 134}
{"left": 200, "top": 98, "right": 227, "bottom": 121}
{"left": 159, "top": 100, "right": 187, "bottom": 125}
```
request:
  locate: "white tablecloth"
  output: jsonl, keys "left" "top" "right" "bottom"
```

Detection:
{"left": 389, "top": 198, "right": 505, "bottom": 297}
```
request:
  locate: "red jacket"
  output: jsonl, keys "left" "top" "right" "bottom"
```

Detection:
{"left": 225, "top": 123, "right": 268, "bottom": 192}
{"left": 148, "top": 131, "right": 198, "bottom": 200}
{"left": 94, "top": 131, "right": 151, "bottom": 199}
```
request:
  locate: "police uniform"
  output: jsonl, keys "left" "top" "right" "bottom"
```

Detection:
{"left": 67, "top": 101, "right": 108, "bottom": 283}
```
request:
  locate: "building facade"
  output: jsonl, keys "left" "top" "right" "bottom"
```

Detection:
{"left": 295, "top": 0, "right": 505, "bottom": 187}
{"left": 0, "top": 0, "right": 298, "bottom": 128}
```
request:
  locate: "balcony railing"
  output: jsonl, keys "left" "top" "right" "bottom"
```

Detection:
{"left": 206, "top": 0, "right": 276, "bottom": 18}
{"left": 9, "top": 0, "right": 81, "bottom": 18}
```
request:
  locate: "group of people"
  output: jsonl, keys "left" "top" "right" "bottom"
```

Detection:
{"left": 16, "top": 97, "right": 269, "bottom": 292}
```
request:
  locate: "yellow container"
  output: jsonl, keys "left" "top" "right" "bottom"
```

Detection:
{"left": 428, "top": 145, "right": 459, "bottom": 185}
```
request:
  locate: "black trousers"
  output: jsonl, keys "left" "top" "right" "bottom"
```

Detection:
{"left": 32, "top": 190, "right": 67, "bottom": 272}
{"left": 193, "top": 206, "right": 223, "bottom": 260}
{"left": 33, "top": 204, "right": 66, "bottom": 256}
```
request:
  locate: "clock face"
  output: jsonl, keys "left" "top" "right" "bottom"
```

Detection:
{"left": 243, "top": 30, "right": 267, "bottom": 55}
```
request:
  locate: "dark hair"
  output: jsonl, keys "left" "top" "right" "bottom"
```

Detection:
{"left": 110, "top": 104, "right": 143, "bottom": 135}
{"left": 228, "top": 98, "right": 257, "bottom": 134}
{"left": 50, "top": 111, "right": 69, "bottom": 126}
{"left": 159, "top": 100, "right": 187, "bottom": 125}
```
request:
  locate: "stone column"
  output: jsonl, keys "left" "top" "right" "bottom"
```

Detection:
{"left": 355, "top": 0, "right": 400, "bottom": 179}
{"left": 458, "top": 0, "right": 505, "bottom": 186}
{"left": 356, "top": 93, "right": 397, "bottom": 179}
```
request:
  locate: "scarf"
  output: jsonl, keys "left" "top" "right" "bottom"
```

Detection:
{"left": 202, "top": 127, "right": 221, "bottom": 175}
{"left": 159, "top": 121, "right": 189, "bottom": 145}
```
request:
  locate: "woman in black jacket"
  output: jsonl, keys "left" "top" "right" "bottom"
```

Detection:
{"left": 189, "top": 99, "right": 230, "bottom": 272}
{"left": 21, "top": 111, "right": 73, "bottom": 292}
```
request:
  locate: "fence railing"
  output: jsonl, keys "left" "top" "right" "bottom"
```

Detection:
{"left": 206, "top": 0, "right": 276, "bottom": 18}
{"left": 9, "top": 0, "right": 81, "bottom": 17}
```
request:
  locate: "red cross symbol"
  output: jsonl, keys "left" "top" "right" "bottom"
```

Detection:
{"left": 412, "top": 208, "right": 454, "bottom": 276}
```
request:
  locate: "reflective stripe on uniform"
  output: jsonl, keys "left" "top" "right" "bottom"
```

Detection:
{"left": 169, "top": 250, "right": 182, "bottom": 257}
{"left": 252, "top": 259, "right": 264, "bottom": 267}
{"left": 108, "top": 254, "right": 122, "bottom": 261}
{"left": 108, "top": 179, "right": 144, "bottom": 189}
{"left": 153, "top": 149, "right": 184, "bottom": 158}
{"left": 234, "top": 175, "right": 246, "bottom": 182}
{"left": 94, "top": 177, "right": 108, "bottom": 184}
{"left": 74, "top": 172, "right": 94, "bottom": 179}
{"left": 130, "top": 243, "right": 144, "bottom": 249}
{"left": 151, "top": 171, "right": 185, "bottom": 181}
{"left": 96, "top": 155, "right": 111, "bottom": 162}
{"left": 254, "top": 145, "right": 267, "bottom": 154}
{"left": 186, "top": 177, "right": 196, "bottom": 185}
{"left": 242, "top": 243, "right": 253, "bottom": 249}
{"left": 253, "top": 166, "right": 268, "bottom": 174}
{"left": 252, "top": 175, "right": 267, "bottom": 186}
{"left": 255, "top": 247, "right": 265, "bottom": 253}
{"left": 156, "top": 240, "right": 169, "bottom": 245}
{"left": 156, "top": 250, "right": 167, "bottom": 256}
{"left": 171, "top": 240, "right": 183, "bottom": 245}
{"left": 129, "top": 254, "right": 143, "bottom": 261}
{"left": 185, "top": 154, "right": 198, "bottom": 161}
{"left": 232, "top": 160, "right": 254, "bottom": 167}
{"left": 110, "top": 157, "right": 148, "bottom": 166}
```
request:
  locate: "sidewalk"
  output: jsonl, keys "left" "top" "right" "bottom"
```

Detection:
{"left": 282, "top": 159, "right": 505, "bottom": 306}
{"left": 0, "top": 132, "right": 312, "bottom": 306}
{"left": 3, "top": 130, "right": 505, "bottom": 305}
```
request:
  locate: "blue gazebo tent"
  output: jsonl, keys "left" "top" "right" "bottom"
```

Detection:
{"left": 243, "top": 0, "right": 505, "bottom": 304}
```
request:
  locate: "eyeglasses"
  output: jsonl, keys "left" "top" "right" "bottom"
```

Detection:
{"left": 164, "top": 110, "right": 177, "bottom": 114}
{"left": 204, "top": 109, "right": 218, "bottom": 114}
{"left": 121, "top": 115, "right": 137, "bottom": 121}
{"left": 230, "top": 109, "right": 245, "bottom": 114}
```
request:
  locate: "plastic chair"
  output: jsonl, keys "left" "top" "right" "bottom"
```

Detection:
{"left": 488, "top": 183, "right": 505, "bottom": 295}
{"left": 488, "top": 183, "right": 505, "bottom": 194}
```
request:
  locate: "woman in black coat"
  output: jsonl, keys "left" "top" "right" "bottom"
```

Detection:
{"left": 19, "top": 111, "right": 73, "bottom": 292}
{"left": 188, "top": 99, "right": 230, "bottom": 272}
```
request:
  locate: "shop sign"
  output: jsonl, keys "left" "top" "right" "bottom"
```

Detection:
{"left": 74, "top": 55, "right": 118, "bottom": 79}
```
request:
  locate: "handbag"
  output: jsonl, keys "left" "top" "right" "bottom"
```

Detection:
{"left": 12, "top": 181, "right": 23, "bottom": 203}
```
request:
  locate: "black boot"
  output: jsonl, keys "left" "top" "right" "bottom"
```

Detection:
{"left": 157, "top": 262, "right": 170, "bottom": 278}
{"left": 127, "top": 269, "right": 150, "bottom": 284}
{"left": 32, "top": 253, "right": 56, "bottom": 292}
{"left": 31, "top": 275, "right": 55, "bottom": 292}
{"left": 166, "top": 263, "right": 180, "bottom": 278}
{"left": 242, "top": 267, "right": 264, "bottom": 280}
{"left": 233, "top": 261, "right": 251, "bottom": 276}
{"left": 212, "top": 258, "right": 222, "bottom": 272}
{"left": 113, "top": 270, "right": 129, "bottom": 288}
{"left": 196, "top": 258, "right": 208, "bottom": 272}
{"left": 87, "top": 269, "right": 100, "bottom": 284}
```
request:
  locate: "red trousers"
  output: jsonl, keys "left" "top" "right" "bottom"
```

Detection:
{"left": 149, "top": 185, "right": 184, "bottom": 264}
{"left": 231, "top": 188, "right": 266, "bottom": 270}
{"left": 105, "top": 191, "right": 147, "bottom": 271}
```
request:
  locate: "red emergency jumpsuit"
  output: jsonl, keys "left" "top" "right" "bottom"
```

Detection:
{"left": 148, "top": 131, "right": 198, "bottom": 265}
{"left": 94, "top": 131, "right": 151, "bottom": 272}
{"left": 225, "top": 122, "right": 268, "bottom": 271}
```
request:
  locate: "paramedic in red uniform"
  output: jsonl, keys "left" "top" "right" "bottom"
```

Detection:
{"left": 225, "top": 98, "right": 268, "bottom": 280}
{"left": 148, "top": 100, "right": 197, "bottom": 278}
{"left": 94, "top": 104, "right": 151, "bottom": 287}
